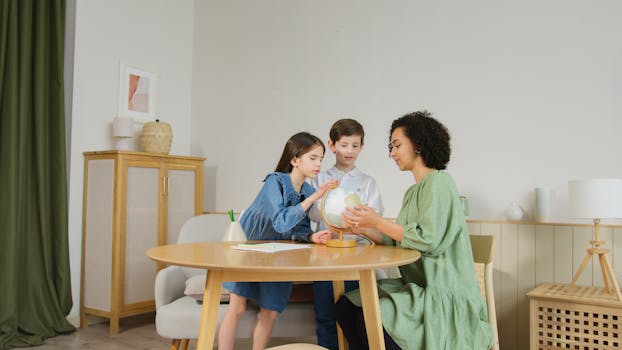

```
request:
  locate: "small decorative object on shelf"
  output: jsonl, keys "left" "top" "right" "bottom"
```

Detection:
{"left": 140, "top": 118, "right": 172, "bottom": 154}
{"left": 504, "top": 202, "right": 523, "bottom": 221}
{"left": 459, "top": 196, "right": 470, "bottom": 218}
{"left": 534, "top": 186, "right": 552, "bottom": 222}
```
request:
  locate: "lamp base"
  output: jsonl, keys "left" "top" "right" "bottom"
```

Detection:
{"left": 114, "top": 137, "right": 133, "bottom": 150}
{"left": 565, "top": 219, "right": 622, "bottom": 301}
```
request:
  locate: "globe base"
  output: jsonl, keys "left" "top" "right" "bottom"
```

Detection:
{"left": 326, "top": 238, "right": 357, "bottom": 248}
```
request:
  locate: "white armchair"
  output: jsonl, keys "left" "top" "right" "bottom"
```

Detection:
{"left": 154, "top": 214, "right": 317, "bottom": 349}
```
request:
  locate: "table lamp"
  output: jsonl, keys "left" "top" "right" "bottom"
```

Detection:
{"left": 566, "top": 178, "right": 622, "bottom": 300}
{"left": 112, "top": 117, "right": 134, "bottom": 150}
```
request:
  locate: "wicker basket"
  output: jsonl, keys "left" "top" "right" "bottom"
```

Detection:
{"left": 140, "top": 119, "right": 172, "bottom": 154}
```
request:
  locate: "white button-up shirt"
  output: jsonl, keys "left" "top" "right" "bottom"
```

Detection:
{"left": 309, "top": 166, "right": 384, "bottom": 231}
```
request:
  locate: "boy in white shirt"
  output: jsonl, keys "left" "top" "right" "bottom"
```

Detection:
{"left": 308, "top": 118, "right": 383, "bottom": 350}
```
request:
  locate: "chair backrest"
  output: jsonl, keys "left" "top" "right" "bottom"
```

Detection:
{"left": 469, "top": 235, "right": 500, "bottom": 350}
{"left": 178, "top": 214, "right": 232, "bottom": 278}
{"left": 178, "top": 213, "right": 231, "bottom": 244}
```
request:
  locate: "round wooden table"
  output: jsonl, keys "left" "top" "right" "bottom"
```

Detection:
{"left": 147, "top": 241, "right": 420, "bottom": 350}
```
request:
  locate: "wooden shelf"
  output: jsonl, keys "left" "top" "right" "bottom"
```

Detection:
{"left": 467, "top": 219, "right": 622, "bottom": 228}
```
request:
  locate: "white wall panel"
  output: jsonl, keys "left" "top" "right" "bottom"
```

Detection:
{"left": 554, "top": 226, "right": 573, "bottom": 284}
{"left": 535, "top": 225, "right": 555, "bottom": 285}
{"left": 516, "top": 224, "right": 535, "bottom": 350}
{"left": 499, "top": 224, "right": 518, "bottom": 350}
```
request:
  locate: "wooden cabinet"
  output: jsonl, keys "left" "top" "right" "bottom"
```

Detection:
{"left": 528, "top": 283, "right": 622, "bottom": 350}
{"left": 80, "top": 151, "right": 204, "bottom": 335}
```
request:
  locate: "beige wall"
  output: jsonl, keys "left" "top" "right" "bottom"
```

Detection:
{"left": 65, "top": 0, "right": 622, "bottom": 326}
{"left": 190, "top": 0, "right": 622, "bottom": 223}
{"left": 67, "top": 0, "right": 194, "bottom": 320}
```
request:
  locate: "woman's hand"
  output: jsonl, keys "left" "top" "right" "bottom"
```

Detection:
{"left": 345, "top": 205, "right": 407, "bottom": 244}
{"left": 342, "top": 205, "right": 382, "bottom": 229}
{"left": 310, "top": 230, "right": 332, "bottom": 244}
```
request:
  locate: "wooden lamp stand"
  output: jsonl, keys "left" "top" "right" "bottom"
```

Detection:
{"left": 566, "top": 218, "right": 622, "bottom": 301}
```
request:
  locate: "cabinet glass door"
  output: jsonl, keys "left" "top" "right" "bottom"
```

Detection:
{"left": 167, "top": 168, "right": 197, "bottom": 244}
{"left": 125, "top": 166, "right": 159, "bottom": 303}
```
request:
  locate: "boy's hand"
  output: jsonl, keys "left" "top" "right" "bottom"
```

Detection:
{"left": 310, "top": 230, "right": 332, "bottom": 244}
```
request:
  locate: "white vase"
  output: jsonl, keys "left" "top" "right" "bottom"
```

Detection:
{"left": 223, "top": 222, "right": 247, "bottom": 242}
{"left": 505, "top": 202, "right": 523, "bottom": 221}
{"left": 535, "top": 187, "right": 552, "bottom": 222}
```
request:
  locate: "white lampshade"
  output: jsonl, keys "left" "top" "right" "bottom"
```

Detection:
{"left": 568, "top": 179, "right": 622, "bottom": 219}
{"left": 112, "top": 117, "right": 134, "bottom": 137}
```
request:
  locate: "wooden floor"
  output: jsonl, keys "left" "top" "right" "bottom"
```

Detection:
{"left": 19, "top": 313, "right": 317, "bottom": 350}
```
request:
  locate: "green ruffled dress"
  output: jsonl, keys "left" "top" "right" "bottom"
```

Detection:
{"left": 346, "top": 171, "right": 493, "bottom": 350}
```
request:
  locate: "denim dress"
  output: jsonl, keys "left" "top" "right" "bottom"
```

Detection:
{"left": 223, "top": 172, "right": 315, "bottom": 312}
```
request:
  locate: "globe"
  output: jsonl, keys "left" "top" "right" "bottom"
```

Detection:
{"left": 320, "top": 186, "right": 362, "bottom": 229}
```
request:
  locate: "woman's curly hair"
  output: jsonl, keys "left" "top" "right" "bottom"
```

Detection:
{"left": 390, "top": 111, "right": 451, "bottom": 170}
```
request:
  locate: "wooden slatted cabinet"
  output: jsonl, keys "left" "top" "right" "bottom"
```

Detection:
{"left": 528, "top": 283, "right": 622, "bottom": 350}
{"left": 80, "top": 151, "right": 205, "bottom": 335}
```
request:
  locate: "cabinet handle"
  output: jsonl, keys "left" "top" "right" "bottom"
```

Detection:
{"left": 162, "top": 176, "right": 169, "bottom": 195}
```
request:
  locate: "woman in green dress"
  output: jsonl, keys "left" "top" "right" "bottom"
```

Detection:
{"left": 338, "top": 111, "right": 493, "bottom": 350}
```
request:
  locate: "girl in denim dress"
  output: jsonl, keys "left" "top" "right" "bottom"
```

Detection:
{"left": 218, "top": 132, "right": 337, "bottom": 350}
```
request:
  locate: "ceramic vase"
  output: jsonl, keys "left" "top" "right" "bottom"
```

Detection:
{"left": 223, "top": 222, "right": 246, "bottom": 242}
{"left": 460, "top": 196, "right": 470, "bottom": 218}
{"left": 505, "top": 202, "right": 523, "bottom": 221}
{"left": 535, "top": 187, "right": 552, "bottom": 222}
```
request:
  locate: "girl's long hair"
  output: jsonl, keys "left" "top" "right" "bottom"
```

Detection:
{"left": 275, "top": 132, "right": 325, "bottom": 173}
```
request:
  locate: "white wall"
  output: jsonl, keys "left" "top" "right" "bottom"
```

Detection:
{"left": 191, "top": 0, "right": 622, "bottom": 223}
{"left": 67, "top": 0, "right": 194, "bottom": 319}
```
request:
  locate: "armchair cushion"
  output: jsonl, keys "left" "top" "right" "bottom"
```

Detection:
{"left": 184, "top": 274, "right": 231, "bottom": 303}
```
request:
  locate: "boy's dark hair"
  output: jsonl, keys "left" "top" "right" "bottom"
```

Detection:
{"left": 275, "top": 132, "right": 325, "bottom": 173}
{"left": 390, "top": 111, "right": 451, "bottom": 170}
{"left": 329, "top": 118, "right": 365, "bottom": 145}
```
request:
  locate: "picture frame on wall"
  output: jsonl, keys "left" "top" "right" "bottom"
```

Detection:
{"left": 118, "top": 62, "right": 157, "bottom": 119}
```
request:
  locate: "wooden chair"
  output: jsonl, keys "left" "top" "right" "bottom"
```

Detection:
{"left": 470, "top": 234, "right": 500, "bottom": 350}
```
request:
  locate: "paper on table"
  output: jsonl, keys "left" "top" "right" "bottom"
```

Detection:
{"left": 231, "top": 242, "right": 310, "bottom": 253}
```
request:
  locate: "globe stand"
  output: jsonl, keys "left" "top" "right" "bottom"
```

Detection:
{"left": 326, "top": 226, "right": 357, "bottom": 248}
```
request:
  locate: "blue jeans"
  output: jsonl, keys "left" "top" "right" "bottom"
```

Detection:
{"left": 312, "top": 280, "right": 359, "bottom": 350}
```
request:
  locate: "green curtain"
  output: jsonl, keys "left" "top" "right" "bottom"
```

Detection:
{"left": 0, "top": 0, "right": 75, "bottom": 348}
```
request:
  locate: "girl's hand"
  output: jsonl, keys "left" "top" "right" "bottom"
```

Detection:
{"left": 310, "top": 230, "right": 332, "bottom": 244}
{"left": 312, "top": 178, "right": 339, "bottom": 202}
{"left": 342, "top": 205, "right": 381, "bottom": 230}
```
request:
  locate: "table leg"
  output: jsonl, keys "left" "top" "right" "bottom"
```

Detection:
{"left": 359, "top": 269, "right": 385, "bottom": 350}
{"left": 332, "top": 280, "right": 348, "bottom": 350}
{"left": 196, "top": 269, "right": 223, "bottom": 350}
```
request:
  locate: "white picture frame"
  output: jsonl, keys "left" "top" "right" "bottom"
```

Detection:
{"left": 118, "top": 62, "right": 157, "bottom": 119}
